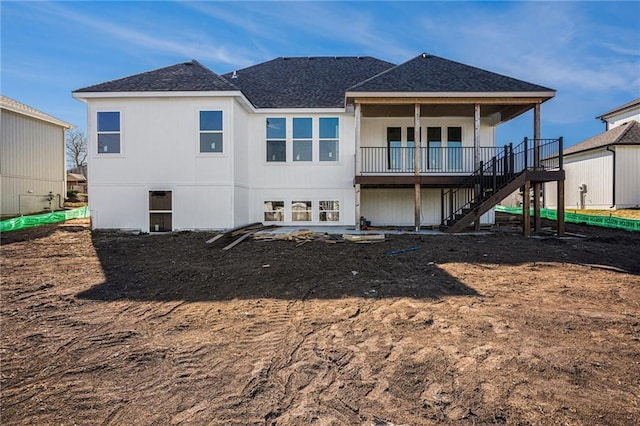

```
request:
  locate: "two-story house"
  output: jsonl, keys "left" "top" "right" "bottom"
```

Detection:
{"left": 73, "top": 53, "right": 564, "bottom": 233}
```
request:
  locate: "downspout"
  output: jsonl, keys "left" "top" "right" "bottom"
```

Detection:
{"left": 605, "top": 145, "right": 616, "bottom": 208}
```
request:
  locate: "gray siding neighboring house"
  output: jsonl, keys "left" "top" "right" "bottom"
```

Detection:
{"left": 545, "top": 118, "right": 640, "bottom": 210}
{"left": 1, "top": 95, "right": 73, "bottom": 218}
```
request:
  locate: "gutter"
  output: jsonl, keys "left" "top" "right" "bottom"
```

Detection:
{"left": 605, "top": 145, "right": 616, "bottom": 208}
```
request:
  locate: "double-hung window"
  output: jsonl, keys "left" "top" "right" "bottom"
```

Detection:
{"left": 319, "top": 117, "right": 339, "bottom": 161}
{"left": 266, "top": 118, "right": 286, "bottom": 162}
{"left": 293, "top": 118, "right": 312, "bottom": 161}
{"left": 200, "top": 111, "right": 223, "bottom": 153}
{"left": 97, "top": 112, "right": 120, "bottom": 154}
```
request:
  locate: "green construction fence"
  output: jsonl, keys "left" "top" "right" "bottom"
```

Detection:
{"left": 495, "top": 205, "right": 640, "bottom": 232}
{"left": 0, "top": 206, "right": 90, "bottom": 233}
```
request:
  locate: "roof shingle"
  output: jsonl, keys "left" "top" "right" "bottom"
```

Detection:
{"left": 222, "top": 56, "right": 395, "bottom": 108}
{"left": 564, "top": 120, "right": 640, "bottom": 156}
{"left": 74, "top": 61, "right": 237, "bottom": 93}
{"left": 348, "top": 53, "right": 555, "bottom": 93}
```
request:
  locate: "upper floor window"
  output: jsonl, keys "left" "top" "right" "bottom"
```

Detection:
{"left": 293, "top": 118, "right": 312, "bottom": 161}
{"left": 200, "top": 111, "right": 223, "bottom": 153}
{"left": 97, "top": 111, "right": 120, "bottom": 154}
{"left": 319, "top": 117, "right": 339, "bottom": 161}
{"left": 267, "top": 118, "right": 286, "bottom": 162}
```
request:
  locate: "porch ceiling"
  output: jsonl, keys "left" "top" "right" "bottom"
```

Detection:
{"left": 361, "top": 103, "right": 532, "bottom": 119}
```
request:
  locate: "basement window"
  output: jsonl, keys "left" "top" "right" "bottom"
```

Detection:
{"left": 97, "top": 111, "right": 120, "bottom": 154}
{"left": 264, "top": 201, "right": 284, "bottom": 221}
{"left": 200, "top": 111, "right": 223, "bottom": 153}
{"left": 292, "top": 201, "right": 312, "bottom": 221}
{"left": 149, "top": 191, "right": 172, "bottom": 232}
{"left": 319, "top": 201, "right": 339, "bottom": 222}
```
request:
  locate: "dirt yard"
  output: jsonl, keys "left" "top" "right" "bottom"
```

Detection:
{"left": 1, "top": 217, "right": 639, "bottom": 425}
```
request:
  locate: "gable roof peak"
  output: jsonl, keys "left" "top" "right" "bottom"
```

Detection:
{"left": 348, "top": 52, "right": 555, "bottom": 94}
{"left": 74, "top": 60, "right": 238, "bottom": 93}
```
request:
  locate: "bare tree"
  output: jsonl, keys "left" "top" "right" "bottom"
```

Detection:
{"left": 66, "top": 129, "right": 87, "bottom": 170}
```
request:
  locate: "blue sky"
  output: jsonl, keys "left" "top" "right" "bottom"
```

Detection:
{"left": 2, "top": 1, "right": 639, "bottom": 148}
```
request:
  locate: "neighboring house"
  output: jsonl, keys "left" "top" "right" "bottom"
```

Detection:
{"left": 73, "top": 53, "right": 562, "bottom": 232}
{"left": 545, "top": 119, "right": 640, "bottom": 210}
{"left": 67, "top": 172, "right": 87, "bottom": 193}
{"left": 596, "top": 98, "right": 640, "bottom": 131}
{"left": 1, "top": 95, "right": 73, "bottom": 218}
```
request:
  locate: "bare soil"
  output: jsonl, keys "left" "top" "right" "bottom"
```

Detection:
{"left": 1, "top": 217, "right": 639, "bottom": 425}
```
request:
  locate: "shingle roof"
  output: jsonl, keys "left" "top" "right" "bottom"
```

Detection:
{"left": 221, "top": 57, "right": 395, "bottom": 108}
{"left": 564, "top": 120, "right": 640, "bottom": 156}
{"left": 74, "top": 61, "right": 237, "bottom": 92}
{"left": 348, "top": 53, "right": 555, "bottom": 93}
{"left": 596, "top": 98, "right": 640, "bottom": 120}
{"left": 1, "top": 94, "right": 73, "bottom": 128}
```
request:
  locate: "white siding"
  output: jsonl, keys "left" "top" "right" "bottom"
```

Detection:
{"left": 1, "top": 109, "right": 66, "bottom": 216}
{"left": 83, "top": 95, "right": 503, "bottom": 229}
{"left": 615, "top": 146, "right": 640, "bottom": 208}
{"left": 246, "top": 112, "right": 356, "bottom": 225}
{"left": 361, "top": 188, "right": 493, "bottom": 227}
{"left": 606, "top": 110, "right": 640, "bottom": 129}
{"left": 545, "top": 149, "right": 613, "bottom": 209}
{"left": 87, "top": 97, "right": 236, "bottom": 230}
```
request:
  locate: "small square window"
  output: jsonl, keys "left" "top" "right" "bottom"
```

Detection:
{"left": 267, "top": 141, "right": 286, "bottom": 162}
{"left": 264, "top": 201, "right": 284, "bottom": 221}
{"left": 98, "top": 112, "right": 120, "bottom": 132}
{"left": 320, "top": 140, "right": 338, "bottom": 161}
{"left": 293, "top": 140, "right": 312, "bottom": 161}
{"left": 319, "top": 201, "right": 339, "bottom": 222}
{"left": 292, "top": 201, "right": 312, "bottom": 221}
{"left": 200, "top": 111, "right": 222, "bottom": 131}
{"left": 200, "top": 133, "right": 223, "bottom": 153}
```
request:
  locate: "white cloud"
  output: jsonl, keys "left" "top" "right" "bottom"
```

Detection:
{"left": 28, "top": 2, "right": 254, "bottom": 67}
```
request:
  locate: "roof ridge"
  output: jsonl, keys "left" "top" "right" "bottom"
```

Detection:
{"left": 614, "top": 120, "right": 639, "bottom": 144}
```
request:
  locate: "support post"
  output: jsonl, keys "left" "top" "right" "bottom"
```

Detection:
{"left": 355, "top": 103, "right": 362, "bottom": 230}
{"left": 474, "top": 104, "right": 481, "bottom": 167}
{"left": 557, "top": 179, "right": 565, "bottom": 236}
{"left": 414, "top": 103, "right": 421, "bottom": 231}
{"left": 533, "top": 103, "right": 541, "bottom": 232}
{"left": 523, "top": 180, "right": 531, "bottom": 237}
{"left": 557, "top": 136, "right": 565, "bottom": 236}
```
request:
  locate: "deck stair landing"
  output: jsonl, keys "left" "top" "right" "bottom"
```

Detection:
{"left": 441, "top": 138, "right": 563, "bottom": 233}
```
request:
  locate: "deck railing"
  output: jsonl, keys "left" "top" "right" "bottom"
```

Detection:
{"left": 360, "top": 146, "right": 501, "bottom": 174}
{"left": 441, "top": 137, "right": 563, "bottom": 227}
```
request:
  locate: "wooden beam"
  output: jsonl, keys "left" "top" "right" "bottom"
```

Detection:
{"left": 533, "top": 103, "right": 541, "bottom": 232}
{"left": 351, "top": 96, "right": 551, "bottom": 105}
{"left": 557, "top": 179, "right": 565, "bottom": 236}
{"left": 474, "top": 104, "right": 481, "bottom": 167}
{"left": 523, "top": 180, "right": 531, "bottom": 237}
{"left": 414, "top": 104, "right": 421, "bottom": 231}
{"left": 355, "top": 103, "right": 362, "bottom": 231}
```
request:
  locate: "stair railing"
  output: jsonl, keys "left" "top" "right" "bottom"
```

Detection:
{"left": 441, "top": 138, "right": 562, "bottom": 227}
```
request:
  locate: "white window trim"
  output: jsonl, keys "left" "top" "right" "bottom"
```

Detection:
{"left": 264, "top": 116, "right": 342, "bottom": 166}
{"left": 95, "top": 109, "right": 125, "bottom": 158}
{"left": 196, "top": 108, "right": 228, "bottom": 158}
{"left": 261, "top": 197, "right": 343, "bottom": 224}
